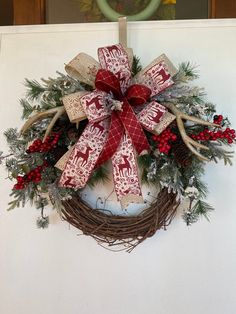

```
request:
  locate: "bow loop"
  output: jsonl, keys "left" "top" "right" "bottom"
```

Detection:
{"left": 125, "top": 84, "right": 151, "bottom": 106}
{"left": 95, "top": 69, "right": 122, "bottom": 99}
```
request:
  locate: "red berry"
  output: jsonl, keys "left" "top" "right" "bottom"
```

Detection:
{"left": 14, "top": 183, "right": 24, "bottom": 190}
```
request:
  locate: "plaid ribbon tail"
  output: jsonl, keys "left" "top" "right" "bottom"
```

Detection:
{"left": 96, "top": 112, "right": 124, "bottom": 167}
{"left": 118, "top": 99, "right": 150, "bottom": 155}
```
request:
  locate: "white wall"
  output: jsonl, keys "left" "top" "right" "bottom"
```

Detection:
{"left": 0, "top": 20, "right": 236, "bottom": 314}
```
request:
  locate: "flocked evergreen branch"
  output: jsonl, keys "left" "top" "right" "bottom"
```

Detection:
{"left": 174, "top": 61, "right": 199, "bottom": 83}
{"left": 24, "top": 72, "right": 85, "bottom": 112}
{"left": 193, "top": 199, "right": 214, "bottom": 219}
{"left": 205, "top": 142, "right": 234, "bottom": 165}
{"left": 24, "top": 79, "right": 45, "bottom": 100}
{"left": 20, "top": 99, "right": 36, "bottom": 119}
{"left": 183, "top": 199, "right": 214, "bottom": 226}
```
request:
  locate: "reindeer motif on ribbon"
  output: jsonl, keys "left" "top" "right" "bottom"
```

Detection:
{"left": 85, "top": 95, "right": 103, "bottom": 111}
{"left": 118, "top": 154, "right": 132, "bottom": 177}
{"left": 63, "top": 176, "right": 76, "bottom": 188}
{"left": 148, "top": 106, "right": 166, "bottom": 124}
{"left": 152, "top": 67, "right": 171, "bottom": 85}
{"left": 73, "top": 145, "right": 93, "bottom": 166}
{"left": 90, "top": 121, "right": 105, "bottom": 135}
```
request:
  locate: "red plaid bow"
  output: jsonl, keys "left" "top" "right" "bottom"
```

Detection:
{"left": 59, "top": 44, "right": 176, "bottom": 208}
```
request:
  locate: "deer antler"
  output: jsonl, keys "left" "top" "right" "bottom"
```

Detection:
{"left": 21, "top": 106, "right": 66, "bottom": 142}
{"left": 163, "top": 102, "right": 220, "bottom": 161}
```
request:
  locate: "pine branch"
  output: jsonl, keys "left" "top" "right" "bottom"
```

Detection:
{"left": 183, "top": 199, "right": 214, "bottom": 226}
{"left": 138, "top": 154, "right": 156, "bottom": 184}
{"left": 138, "top": 154, "right": 154, "bottom": 170}
{"left": 7, "top": 199, "right": 21, "bottom": 211}
{"left": 205, "top": 142, "right": 234, "bottom": 165}
{"left": 87, "top": 165, "right": 109, "bottom": 187}
{"left": 47, "top": 182, "right": 75, "bottom": 212}
{"left": 40, "top": 100, "right": 60, "bottom": 111}
{"left": 25, "top": 73, "right": 86, "bottom": 112}
{"left": 193, "top": 179, "right": 208, "bottom": 198}
{"left": 20, "top": 99, "right": 35, "bottom": 119}
{"left": 149, "top": 159, "right": 184, "bottom": 198}
{"left": 25, "top": 79, "right": 45, "bottom": 100}
{"left": 174, "top": 62, "right": 199, "bottom": 83}
{"left": 192, "top": 199, "right": 214, "bottom": 221}
{"left": 4, "top": 128, "right": 29, "bottom": 157}
{"left": 7, "top": 188, "right": 27, "bottom": 210}
{"left": 132, "top": 56, "right": 142, "bottom": 77}
{"left": 4, "top": 128, "right": 18, "bottom": 143}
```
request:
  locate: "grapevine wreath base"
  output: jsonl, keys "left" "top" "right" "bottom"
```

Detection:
{"left": 62, "top": 189, "right": 179, "bottom": 251}
{"left": 2, "top": 19, "right": 235, "bottom": 252}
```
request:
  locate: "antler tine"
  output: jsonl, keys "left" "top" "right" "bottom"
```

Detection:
{"left": 21, "top": 106, "right": 66, "bottom": 141}
{"left": 42, "top": 107, "right": 66, "bottom": 141}
{"left": 163, "top": 102, "right": 220, "bottom": 161}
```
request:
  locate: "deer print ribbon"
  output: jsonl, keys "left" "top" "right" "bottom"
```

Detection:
{"left": 58, "top": 44, "right": 177, "bottom": 208}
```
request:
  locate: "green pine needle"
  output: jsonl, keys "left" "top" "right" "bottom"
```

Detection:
{"left": 179, "top": 62, "right": 199, "bottom": 80}
{"left": 87, "top": 165, "right": 109, "bottom": 187}
{"left": 25, "top": 79, "right": 45, "bottom": 100}
{"left": 192, "top": 199, "right": 214, "bottom": 221}
{"left": 138, "top": 154, "right": 153, "bottom": 169}
{"left": 132, "top": 56, "right": 142, "bottom": 77}
{"left": 20, "top": 99, "right": 35, "bottom": 119}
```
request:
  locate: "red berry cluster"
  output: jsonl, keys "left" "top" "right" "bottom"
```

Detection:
{"left": 191, "top": 115, "right": 235, "bottom": 144}
{"left": 13, "top": 161, "right": 48, "bottom": 190}
{"left": 27, "top": 133, "right": 60, "bottom": 154}
{"left": 213, "top": 114, "right": 223, "bottom": 125}
{"left": 191, "top": 128, "right": 235, "bottom": 144}
{"left": 152, "top": 128, "right": 177, "bottom": 154}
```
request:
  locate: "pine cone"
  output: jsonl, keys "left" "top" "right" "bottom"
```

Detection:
{"left": 172, "top": 138, "right": 193, "bottom": 167}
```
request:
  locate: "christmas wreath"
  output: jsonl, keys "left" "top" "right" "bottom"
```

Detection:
{"left": 1, "top": 23, "right": 235, "bottom": 252}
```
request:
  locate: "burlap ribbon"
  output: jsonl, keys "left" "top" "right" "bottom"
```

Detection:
{"left": 57, "top": 44, "right": 177, "bottom": 208}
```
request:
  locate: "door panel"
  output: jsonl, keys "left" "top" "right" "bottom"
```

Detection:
{"left": 211, "top": 0, "right": 236, "bottom": 18}
{"left": 13, "top": 0, "right": 45, "bottom": 25}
